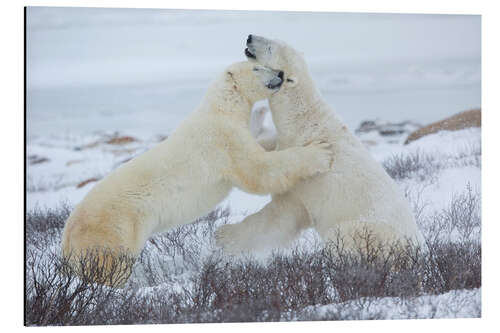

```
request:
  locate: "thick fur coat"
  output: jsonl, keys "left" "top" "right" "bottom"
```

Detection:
{"left": 61, "top": 61, "right": 333, "bottom": 285}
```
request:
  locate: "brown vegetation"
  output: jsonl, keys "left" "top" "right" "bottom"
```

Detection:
{"left": 105, "top": 135, "right": 138, "bottom": 145}
{"left": 28, "top": 155, "right": 50, "bottom": 165}
{"left": 75, "top": 134, "right": 139, "bottom": 151}
{"left": 405, "top": 108, "right": 481, "bottom": 144}
{"left": 76, "top": 177, "right": 101, "bottom": 188}
{"left": 65, "top": 159, "right": 85, "bottom": 167}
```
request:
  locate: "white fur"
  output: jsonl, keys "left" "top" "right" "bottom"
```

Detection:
{"left": 61, "top": 61, "right": 334, "bottom": 284}
{"left": 216, "top": 37, "right": 424, "bottom": 254}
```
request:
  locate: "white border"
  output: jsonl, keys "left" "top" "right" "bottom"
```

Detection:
{"left": 13, "top": 0, "right": 485, "bottom": 13}
{"left": 3, "top": 0, "right": 498, "bottom": 332}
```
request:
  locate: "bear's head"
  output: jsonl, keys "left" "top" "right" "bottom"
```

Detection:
{"left": 245, "top": 34, "right": 307, "bottom": 92}
{"left": 223, "top": 61, "right": 284, "bottom": 104}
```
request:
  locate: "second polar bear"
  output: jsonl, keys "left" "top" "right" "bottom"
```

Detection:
{"left": 61, "top": 61, "right": 334, "bottom": 286}
{"left": 216, "top": 36, "right": 424, "bottom": 254}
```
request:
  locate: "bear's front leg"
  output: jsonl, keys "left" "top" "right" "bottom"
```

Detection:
{"left": 228, "top": 137, "right": 334, "bottom": 195}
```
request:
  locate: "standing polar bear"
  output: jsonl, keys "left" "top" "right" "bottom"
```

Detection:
{"left": 61, "top": 61, "right": 334, "bottom": 286}
{"left": 216, "top": 36, "right": 424, "bottom": 254}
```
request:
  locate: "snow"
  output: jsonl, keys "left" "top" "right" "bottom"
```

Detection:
{"left": 25, "top": 118, "right": 482, "bottom": 321}
{"left": 298, "top": 288, "right": 481, "bottom": 320}
{"left": 25, "top": 7, "right": 481, "bottom": 321}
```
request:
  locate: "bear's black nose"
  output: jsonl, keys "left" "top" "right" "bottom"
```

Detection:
{"left": 278, "top": 71, "right": 284, "bottom": 81}
{"left": 247, "top": 34, "right": 253, "bottom": 45}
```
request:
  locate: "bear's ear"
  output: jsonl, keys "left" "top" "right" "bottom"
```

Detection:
{"left": 286, "top": 75, "right": 299, "bottom": 87}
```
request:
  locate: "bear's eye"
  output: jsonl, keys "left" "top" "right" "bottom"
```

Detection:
{"left": 252, "top": 67, "right": 259, "bottom": 71}
{"left": 286, "top": 78, "right": 294, "bottom": 83}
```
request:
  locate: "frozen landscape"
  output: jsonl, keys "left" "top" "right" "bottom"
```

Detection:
{"left": 25, "top": 7, "right": 481, "bottom": 324}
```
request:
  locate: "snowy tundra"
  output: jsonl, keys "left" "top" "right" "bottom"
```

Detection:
{"left": 61, "top": 61, "right": 333, "bottom": 285}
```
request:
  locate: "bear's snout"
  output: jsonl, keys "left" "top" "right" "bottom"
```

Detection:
{"left": 245, "top": 47, "right": 256, "bottom": 59}
{"left": 245, "top": 34, "right": 260, "bottom": 60}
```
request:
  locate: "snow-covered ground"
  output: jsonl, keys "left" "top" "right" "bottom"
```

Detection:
{"left": 26, "top": 126, "right": 482, "bottom": 225}
{"left": 25, "top": 120, "right": 482, "bottom": 322}
{"left": 296, "top": 288, "right": 481, "bottom": 320}
{"left": 25, "top": 7, "right": 481, "bottom": 322}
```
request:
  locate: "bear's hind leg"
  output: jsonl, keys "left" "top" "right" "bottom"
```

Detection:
{"left": 215, "top": 194, "right": 309, "bottom": 255}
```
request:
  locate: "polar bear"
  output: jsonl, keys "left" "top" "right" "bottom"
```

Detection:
{"left": 215, "top": 36, "right": 424, "bottom": 254}
{"left": 61, "top": 61, "right": 334, "bottom": 286}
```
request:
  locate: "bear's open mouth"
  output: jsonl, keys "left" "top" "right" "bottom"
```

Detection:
{"left": 245, "top": 48, "right": 256, "bottom": 59}
{"left": 266, "top": 82, "right": 281, "bottom": 90}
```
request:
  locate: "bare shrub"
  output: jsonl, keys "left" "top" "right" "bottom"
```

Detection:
{"left": 130, "top": 206, "right": 230, "bottom": 287}
{"left": 383, "top": 142, "right": 481, "bottom": 182}
{"left": 26, "top": 249, "right": 121, "bottom": 325}
{"left": 440, "top": 183, "right": 481, "bottom": 243}
{"left": 26, "top": 203, "right": 71, "bottom": 248}
{"left": 383, "top": 149, "right": 438, "bottom": 181}
{"left": 25, "top": 188, "right": 480, "bottom": 325}
{"left": 64, "top": 248, "right": 137, "bottom": 288}
{"left": 26, "top": 203, "right": 70, "bottom": 233}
